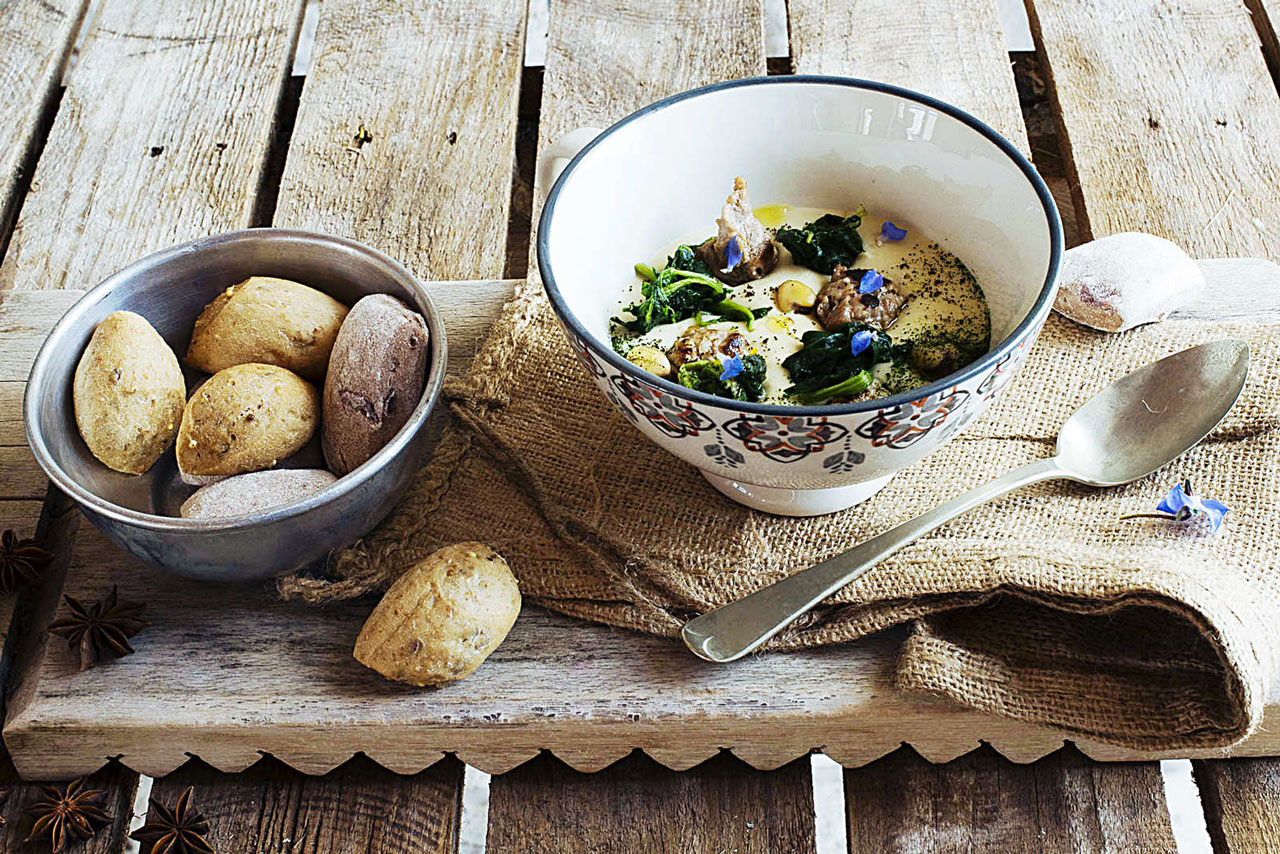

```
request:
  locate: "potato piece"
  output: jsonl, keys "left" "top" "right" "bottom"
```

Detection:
{"left": 185, "top": 277, "right": 349, "bottom": 381}
{"left": 180, "top": 468, "right": 336, "bottom": 519}
{"left": 354, "top": 543, "right": 521, "bottom": 687}
{"left": 625, "top": 345, "right": 672, "bottom": 378}
{"left": 73, "top": 311, "right": 186, "bottom": 475}
{"left": 322, "top": 294, "right": 429, "bottom": 476}
{"left": 176, "top": 363, "right": 319, "bottom": 485}
{"left": 774, "top": 280, "right": 816, "bottom": 313}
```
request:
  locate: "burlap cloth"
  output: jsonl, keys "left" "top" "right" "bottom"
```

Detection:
{"left": 280, "top": 280, "right": 1280, "bottom": 751}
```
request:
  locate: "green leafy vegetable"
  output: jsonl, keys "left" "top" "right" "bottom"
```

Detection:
{"left": 676, "top": 355, "right": 767, "bottom": 402}
{"left": 615, "top": 243, "right": 771, "bottom": 334}
{"left": 614, "top": 244, "right": 726, "bottom": 334}
{"left": 782, "top": 322, "right": 891, "bottom": 404}
{"left": 776, "top": 214, "right": 865, "bottom": 274}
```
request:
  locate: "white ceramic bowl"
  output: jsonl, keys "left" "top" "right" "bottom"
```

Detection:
{"left": 537, "top": 77, "right": 1062, "bottom": 515}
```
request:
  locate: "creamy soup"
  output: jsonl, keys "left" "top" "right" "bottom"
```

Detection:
{"left": 610, "top": 185, "right": 990, "bottom": 406}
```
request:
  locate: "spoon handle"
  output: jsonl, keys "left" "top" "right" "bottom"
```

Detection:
{"left": 681, "top": 456, "right": 1068, "bottom": 662}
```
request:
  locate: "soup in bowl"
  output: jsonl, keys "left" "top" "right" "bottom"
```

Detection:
{"left": 537, "top": 76, "right": 1062, "bottom": 515}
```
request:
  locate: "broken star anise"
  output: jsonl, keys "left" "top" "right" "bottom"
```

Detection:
{"left": 48, "top": 585, "right": 147, "bottom": 671}
{"left": 25, "top": 777, "right": 112, "bottom": 853}
{"left": 130, "top": 786, "right": 216, "bottom": 854}
{"left": 0, "top": 529, "right": 54, "bottom": 594}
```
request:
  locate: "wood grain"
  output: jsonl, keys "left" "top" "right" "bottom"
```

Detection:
{"left": 528, "top": 0, "right": 767, "bottom": 263}
{"left": 788, "top": 0, "right": 1028, "bottom": 150}
{"left": 1025, "top": 0, "right": 1280, "bottom": 257}
{"left": 7, "top": 261, "right": 1280, "bottom": 779}
{"left": 0, "top": 290, "right": 83, "bottom": 501}
{"left": 272, "top": 0, "right": 526, "bottom": 280}
{"left": 845, "top": 745, "right": 1176, "bottom": 852}
{"left": 0, "top": 0, "right": 307, "bottom": 292}
{"left": 486, "top": 751, "right": 815, "bottom": 853}
{"left": 0, "top": 0, "right": 90, "bottom": 247}
{"left": 1193, "top": 757, "right": 1280, "bottom": 853}
{"left": 147, "top": 755, "right": 464, "bottom": 853}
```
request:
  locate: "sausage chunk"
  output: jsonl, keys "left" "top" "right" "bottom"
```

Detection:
{"left": 666, "top": 326, "right": 750, "bottom": 368}
{"left": 815, "top": 265, "right": 908, "bottom": 331}
{"left": 697, "top": 177, "right": 779, "bottom": 285}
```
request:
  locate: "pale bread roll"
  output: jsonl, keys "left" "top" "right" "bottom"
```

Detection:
{"left": 72, "top": 311, "right": 186, "bottom": 475}
{"left": 1053, "top": 233, "right": 1204, "bottom": 333}
{"left": 180, "top": 469, "right": 336, "bottom": 519}
{"left": 176, "top": 363, "right": 319, "bottom": 485}
{"left": 354, "top": 543, "right": 520, "bottom": 687}
{"left": 185, "top": 277, "right": 348, "bottom": 381}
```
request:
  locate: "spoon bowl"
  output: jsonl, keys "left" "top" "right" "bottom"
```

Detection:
{"left": 683, "top": 339, "right": 1251, "bottom": 663}
{"left": 1056, "top": 338, "right": 1250, "bottom": 486}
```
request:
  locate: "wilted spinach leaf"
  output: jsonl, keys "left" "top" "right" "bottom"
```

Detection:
{"left": 615, "top": 242, "right": 770, "bottom": 334}
{"left": 782, "top": 322, "right": 891, "bottom": 404}
{"left": 676, "top": 354, "right": 767, "bottom": 402}
{"left": 776, "top": 214, "right": 865, "bottom": 274}
{"left": 615, "top": 243, "right": 726, "bottom": 334}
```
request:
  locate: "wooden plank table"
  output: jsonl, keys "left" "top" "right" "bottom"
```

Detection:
{"left": 2, "top": 0, "right": 1280, "bottom": 850}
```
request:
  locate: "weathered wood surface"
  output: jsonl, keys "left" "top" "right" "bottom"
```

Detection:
{"left": 845, "top": 745, "right": 1176, "bottom": 852}
{"left": 789, "top": 0, "right": 1028, "bottom": 151}
{"left": 6, "top": 260, "right": 1280, "bottom": 780}
{"left": 147, "top": 756, "right": 465, "bottom": 853}
{"left": 486, "top": 751, "right": 816, "bottom": 853}
{"left": 1025, "top": 0, "right": 1280, "bottom": 257}
{"left": 0, "top": 0, "right": 90, "bottom": 247}
{"left": 273, "top": 0, "right": 527, "bottom": 280}
{"left": 0, "top": 0, "right": 307, "bottom": 292}
{"left": 0, "top": 290, "right": 84, "bottom": 503}
{"left": 1193, "top": 757, "right": 1280, "bottom": 853}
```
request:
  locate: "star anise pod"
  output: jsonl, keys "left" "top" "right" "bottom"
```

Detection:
{"left": 0, "top": 529, "right": 54, "bottom": 594}
{"left": 24, "top": 778, "right": 112, "bottom": 852}
{"left": 130, "top": 786, "right": 215, "bottom": 854}
{"left": 48, "top": 586, "right": 147, "bottom": 671}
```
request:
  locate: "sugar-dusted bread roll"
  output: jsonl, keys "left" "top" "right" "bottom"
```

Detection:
{"left": 354, "top": 543, "right": 521, "bottom": 687}
{"left": 185, "top": 277, "right": 349, "bottom": 381}
{"left": 1053, "top": 233, "right": 1204, "bottom": 332}
{"left": 322, "top": 294, "right": 429, "bottom": 476}
{"left": 73, "top": 311, "right": 186, "bottom": 475}
{"left": 176, "top": 363, "right": 319, "bottom": 485}
{"left": 180, "top": 468, "right": 337, "bottom": 519}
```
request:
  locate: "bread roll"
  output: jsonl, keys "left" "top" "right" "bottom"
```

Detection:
{"left": 1053, "top": 233, "right": 1204, "bottom": 332}
{"left": 185, "top": 277, "right": 348, "bottom": 381}
{"left": 176, "top": 363, "right": 319, "bottom": 485}
{"left": 322, "top": 294, "right": 429, "bottom": 476}
{"left": 180, "top": 468, "right": 336, "bottom": 519}
{"left": 354, "top": 543, "right": 520, "bottom": 687}
{"left": 72, "top": 311, "right": 185, "bottom": 475}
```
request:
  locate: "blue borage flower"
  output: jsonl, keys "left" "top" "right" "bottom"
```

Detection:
{"left": 722, "top": 235, "right": 743, "bottom": 273}
{"left": 1157, "top": 480, "right": 1229, "bottom": 533}
{"left": 880, "top": 221, "right": 907, "bottom": 242}
{"left": 849, "top": 329, "right": 876, "bottom": 358}
{"left": 719, "top": 354, "right": 745, "bottom": 381}
{"left": 859, "top": 269, "right": 884, "bottom": 294}
{"left": 1123, "top": 478, "right": 1229, "bottom": 534}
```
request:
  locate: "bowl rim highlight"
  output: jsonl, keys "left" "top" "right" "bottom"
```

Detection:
{"left": 537, "top": 74, "right": 1064, "bottom": 417}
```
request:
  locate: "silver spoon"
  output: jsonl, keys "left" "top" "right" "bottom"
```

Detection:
{"left": 682, "top": 339, "right": 1250, "bottom": 663}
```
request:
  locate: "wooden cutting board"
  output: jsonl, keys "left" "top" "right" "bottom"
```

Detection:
{"left": 4, "top": 258, "right": 1280, "bottom": 781}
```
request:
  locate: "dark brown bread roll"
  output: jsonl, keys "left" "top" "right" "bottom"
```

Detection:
{"left": 322, "top": 294, "right": 429, "bottom": 476}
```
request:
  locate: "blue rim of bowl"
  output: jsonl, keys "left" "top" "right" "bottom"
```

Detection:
{"left": 22, "top": 228, "right": 448, "bottom": 532}
{"left": 537, "top": 74, "right": 1064, "bottom": 417}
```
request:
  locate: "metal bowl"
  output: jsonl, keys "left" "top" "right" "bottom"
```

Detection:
{"left": 23, "top": 229, "right": 447, "bottom": 581}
